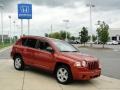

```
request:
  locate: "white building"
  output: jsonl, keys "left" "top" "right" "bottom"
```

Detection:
{"left": 0, "top": 35, "right": 9, "bottom": 41}
{"left": 109, "top": 28, "right": 120, "bottom": 41}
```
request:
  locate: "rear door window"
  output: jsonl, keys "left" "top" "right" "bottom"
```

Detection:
{"left": 25, "top": 38, "right": 37, "bottom": 48}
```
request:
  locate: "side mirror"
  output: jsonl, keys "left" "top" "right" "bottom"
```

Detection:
{"left": 46, "top": 47, "right": 54, "bottom": 53}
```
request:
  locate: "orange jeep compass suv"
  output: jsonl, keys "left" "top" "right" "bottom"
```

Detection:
{"left": 11, "top": 36, "right": 101, "bottom": 84}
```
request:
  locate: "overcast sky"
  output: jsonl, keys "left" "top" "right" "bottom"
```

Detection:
{"left": 0, "top": 0, "right": 120, "bottom": 37}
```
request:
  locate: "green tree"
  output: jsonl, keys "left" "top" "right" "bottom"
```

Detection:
{"left": 60, "top": 31, "right": 71, "bottom": 40}
{"left": 48, "top": 31, "right": 71, "bottom": 40}
{"left": 12, "top": 36, "right": 18, "bottom": 43}
{"left": 45, "top": 33, "right": 49, "bottom": 37}
{"left": 70, "top": 36, "right": 75, "bottom": 41}
{"left": 92, "top": 35, "right": 97, "bottom": 42}
{"left": 88, "top": 36, "right": 91, "bottom": 41}
{"left": 49, "top": 32, "right": 61, "bottom": 39}
{"left": 97, "top": 21, "right": 109, "bottom": 48}
{"left": 60, "top": 31, "right": 66, "bottom": 40}
{"left": 80, "top": 27, "right": 89, "bottom": 46}
{"left": 66, "top": 32, "right": 71, "bottom": 40}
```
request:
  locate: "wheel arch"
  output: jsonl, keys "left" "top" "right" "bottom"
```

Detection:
{"left": 54, "top": 62, "right": 73, "bottom": 84}
{"left": 13, "top": 53, "right": 22, "bottom": 60}
{"left": 54, "top": 62, "right": 72, "bottom": 74}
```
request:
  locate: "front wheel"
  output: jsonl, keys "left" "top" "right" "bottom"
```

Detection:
{"left": 14, "top": 56, "right": 24, "bottom": 70}
{"left": 55, "top": 65, "right": 72, "bottom": 84}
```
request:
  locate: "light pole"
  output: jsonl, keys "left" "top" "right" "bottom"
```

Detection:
{"left": 28, "top": 19, "right": 30, "bottom": 35}
{"left": 87, "top": 0, "right": 95, "bottom": 46}
{"left": 13, "top": 21, "right": 16, "bottom": 42}
{"left": 16, "top": 25, "right": 21, "bottom": 38}
{"left": 0, "top": 3, "right": 4, "bottom": 45}
{"left": 51, "top": 24, "right": 53, "bottom": 34}
{"left": 96, "top": 20, "right": 101, "bottom": 44}
{"left": 63, "top": 20, "right": 69, "bottom": 41}
{"left": 8, "top": 15, "right": 12, "bottom": 44}
{"left": 27, "top": 0, "right": 30, "bottom": 36}
{"left": 21, "top": 19, "right": 23, "bottom": 37}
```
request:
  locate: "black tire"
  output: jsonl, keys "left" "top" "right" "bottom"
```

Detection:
{"left": 14, "top": 56, "right": 24, "bottom": 70}
{"left": 55, "top": 65, "right": 72, "bottom": 84}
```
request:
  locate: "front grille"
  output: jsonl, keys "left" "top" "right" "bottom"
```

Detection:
{"left": 87, "top": 61, "right": 99, "bottom": 70}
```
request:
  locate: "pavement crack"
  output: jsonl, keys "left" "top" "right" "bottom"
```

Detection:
{"left": 21, "top": 70, "right": 26, "bottom": 90}
{"left": 58, "top": 84, "right": 63, "bottom": 90}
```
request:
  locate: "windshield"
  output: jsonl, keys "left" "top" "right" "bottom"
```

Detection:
{"left": 53, "top": 40, "right": 79, "bottom": 52}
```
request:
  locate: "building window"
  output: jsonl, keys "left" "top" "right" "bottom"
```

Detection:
{"left": 112, "top": 37, "right": 117, "bottom": 40}
{"left": 119, "top": 36, "right": 120, "bottom": 40}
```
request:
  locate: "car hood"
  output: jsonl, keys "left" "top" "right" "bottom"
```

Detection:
{"left": 61, "top": 52, "right": 98, "bottom": 62}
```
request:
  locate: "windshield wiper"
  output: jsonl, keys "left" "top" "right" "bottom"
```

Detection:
{"left": 61, "top": 51, "right": 78, "bottom": 52}
{"left": 61, "top": 51, "right": 70, "bottom": 52}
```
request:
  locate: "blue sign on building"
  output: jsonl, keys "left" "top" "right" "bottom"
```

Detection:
{"left": 18, "top": 4, "right": 32, "bottom": 19}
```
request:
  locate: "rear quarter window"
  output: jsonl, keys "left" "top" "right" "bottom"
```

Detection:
{"left": 22, "top": 38, "right": 27, "bottom": 46}
{"left": 15, "top": 39, "right": 22, "bottom": 45}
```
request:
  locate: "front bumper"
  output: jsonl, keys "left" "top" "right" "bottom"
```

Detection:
{"left": 72, "top": 67, "right": 101, "bottom": 80}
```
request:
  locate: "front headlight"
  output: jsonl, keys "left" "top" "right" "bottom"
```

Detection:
{"left": 82, "top": 60, "right": 87, "bottom": 67}
{"left": 74, "top": 62, "right": 81, "bottom": 67}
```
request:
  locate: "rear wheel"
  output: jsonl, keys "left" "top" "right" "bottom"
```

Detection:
{"left": 14, "top": 56, "right": 24, "bottom": 70}
{"left": 55, "top": 65, "right": 72, "bottom": 84}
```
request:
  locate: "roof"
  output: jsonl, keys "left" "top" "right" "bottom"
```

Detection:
{"left": 20, "top": 35, "right": 62, "bottom": 41}
{"left": 109, "top": 28, "right": 120, "bottom": 36}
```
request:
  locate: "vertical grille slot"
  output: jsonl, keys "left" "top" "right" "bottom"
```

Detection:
{"left": 87, "top": 61, "right": 99, "bottom": 70}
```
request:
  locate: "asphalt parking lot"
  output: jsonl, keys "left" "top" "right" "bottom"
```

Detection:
{"left": 78, "top": 45, "right": 120, "bottom": 79}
